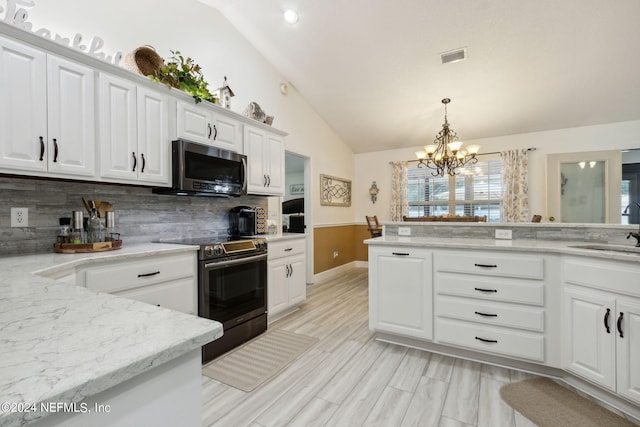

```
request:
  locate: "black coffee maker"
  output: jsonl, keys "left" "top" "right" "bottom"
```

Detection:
{"left": 228, "top": 206, "right": 262, "bottom": 239}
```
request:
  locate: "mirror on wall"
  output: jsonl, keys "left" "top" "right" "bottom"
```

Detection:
{"left": 546, "top": 150, "right": 621, "bottom": 224}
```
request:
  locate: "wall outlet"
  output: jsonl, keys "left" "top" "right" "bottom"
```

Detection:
{"left": 495, "top": 229, "right": 512, "bottom": 240}
{"left": 11, "top": 207, "right": 28, "bottom": 227}
{"left": 333, "top": 251, "right": 339, "bottom": 259}
{"left": 398, "top": 227, "right": 411, "bottom": 236}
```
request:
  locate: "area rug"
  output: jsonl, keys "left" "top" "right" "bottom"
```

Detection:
{"left": 202, "top": 329, "right": 318, "bottom": 392}
{"left": 500, "top": 377, "right": 638, "bottom": 427}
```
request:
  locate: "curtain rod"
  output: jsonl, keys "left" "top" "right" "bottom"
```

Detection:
{"left": 395, "top": 147, "right": 536, "bottom": 164}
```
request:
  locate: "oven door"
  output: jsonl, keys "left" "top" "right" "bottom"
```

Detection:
{"left": 199, "top": 253, "right": 267, "bottom": 330}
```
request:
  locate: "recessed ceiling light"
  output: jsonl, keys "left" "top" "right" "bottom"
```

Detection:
{"left": 283, "top": 9, "right": 299, "bottom": 24}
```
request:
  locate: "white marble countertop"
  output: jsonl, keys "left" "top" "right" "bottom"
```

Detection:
{"left": 264, "top": 233, "right": 306, "bottom": 242}
{"left": 365, "top": 236, "right": 640, "bottom": 263}
{"left": 0, "top": 243, "right": 223, "bottom": 427}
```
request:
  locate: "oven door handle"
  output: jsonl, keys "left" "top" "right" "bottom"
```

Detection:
{"left": 204, "top": 253, "right": 267, "bottom": 269}
{"left": 241, "top": 157, "right": 248, "bottom": 194}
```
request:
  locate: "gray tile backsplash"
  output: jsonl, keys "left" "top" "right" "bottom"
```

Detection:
{"left": 384, "top": 222, "right": 639, "bottom": 245}
{"left": 0, "top": 176, "right": 268, "bottom": 256}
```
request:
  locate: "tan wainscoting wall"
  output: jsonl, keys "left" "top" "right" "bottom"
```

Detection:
{"left": 313, "top": 224, "right": 371, "bottom": 274}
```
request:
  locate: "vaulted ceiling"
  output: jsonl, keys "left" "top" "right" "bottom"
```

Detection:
{"left": 200, "top": 0, "right": 640, "bottom": 153}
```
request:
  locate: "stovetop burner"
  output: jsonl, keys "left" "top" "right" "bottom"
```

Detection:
{"left": 160, "top": 236, "right": 267, "bottom": 261}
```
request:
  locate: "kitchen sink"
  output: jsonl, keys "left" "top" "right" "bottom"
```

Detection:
{"left": 569, "top": 244, "right": 640, "bottom": 254}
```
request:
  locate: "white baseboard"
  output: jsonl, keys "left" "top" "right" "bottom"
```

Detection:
{"left": 313, "top": 261, "right": 365, "bottom": 282}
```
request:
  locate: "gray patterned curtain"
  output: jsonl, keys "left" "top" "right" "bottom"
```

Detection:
{"left": 500, "top": 149, "right": 529, "bottom": 222}
{"left": 390, "top": 161, "right": 408, "bottom": 221}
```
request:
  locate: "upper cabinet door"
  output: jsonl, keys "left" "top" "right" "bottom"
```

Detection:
{"left": 46, "top": 55, "right": 96, "bottom": 177}
{"left": 244, "top": 126, "right": 268, "bottom": 193}
{"left": 177, "top": 101, "right": 212, "bottom": 144}
{"left": 0, "top": 35, "right": 47, "bottom": 173}
{"left": 99, "top": 73, "right": 137, "bottom": 181}
{"left": 137, "top": 86, "right": 170, "bottom": 185}
{"left": 210, "top": 111, "right": 242, "bottom": 152}
{"left": 265, "top": 133, "right": 284, "bottom": 194}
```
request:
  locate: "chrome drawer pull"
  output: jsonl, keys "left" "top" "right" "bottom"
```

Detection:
{"left": 474, "top": 287, "right": 497, "bottom": 293}
{"left": 392, "top": 252, "right": 410, "bottom": 256}
{"left": 474, "top": 263, "right": 497, "bottom": 268}
{"left": 138, "top": 271, "right": 160, "bottom": 277}
{"left": 475, "top": 336, "right": 498, "bottom": 343}
{"left": 475, "top": 311, "right": 498, "bottom": 317}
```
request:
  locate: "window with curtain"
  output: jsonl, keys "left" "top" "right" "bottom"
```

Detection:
{"left": 406, "top": 159, "right": 503, "bottom": 222}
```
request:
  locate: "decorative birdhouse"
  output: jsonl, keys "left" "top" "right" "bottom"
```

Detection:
{"left": 215, "top": 76, "right": 235, "bottom": 109}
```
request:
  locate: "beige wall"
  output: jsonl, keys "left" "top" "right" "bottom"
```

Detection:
{"left": 354, "top": 120, "right": 640, "bottom": 222}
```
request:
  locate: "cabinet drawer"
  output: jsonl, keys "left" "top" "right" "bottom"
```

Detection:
{"left": 436, "top": 273, "right": 544, "bottom": 306}
{"left": 436, "top": 295, "right": 544, "bottom": 332}
{"left": 564, "top": 258, "right": 640, "bottom": 298}
{"left": 435, "top": 252, "right": 544, "bottom": 279}
{"left": 84, "top": 253, "right": 195, "bottom": 293}
{"left": 436, "top": 318, "right": 545, "bottom": 362}
{"left": 268, "top": 238, "right": 305, "bottom": 260}
{"left": 114, "top": 277, "right": 195, "bottom": 314}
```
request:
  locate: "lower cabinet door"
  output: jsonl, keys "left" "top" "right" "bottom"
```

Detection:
{"left": 115, "top": 277, "right": 195, "bottom": 315}
{"left": 288, "top": 254, "right": 306, "bottom": 307}
{"left": 369, "top": 247, "right": 433, "bottom": 340}
{"left": 616, "top": 298, "right": 640, "bottom": 405}
{"left": 563, "top": 287, "right": 616, "bottom": 391}
{"left": 268, "top": 258, "right": 289, "bottom": 316}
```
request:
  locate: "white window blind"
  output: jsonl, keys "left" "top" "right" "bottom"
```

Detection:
{"left": 407, "top": 160, "right": 503, "bottom": 222}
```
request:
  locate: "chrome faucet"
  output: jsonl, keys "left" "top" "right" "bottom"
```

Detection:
{"left": 626, "top": 202, "right": 640, "bottom": 247}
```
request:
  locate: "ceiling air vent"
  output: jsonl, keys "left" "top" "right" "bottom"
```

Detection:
{"left": 441, "top": 48, "right": 467, "bottom": 64}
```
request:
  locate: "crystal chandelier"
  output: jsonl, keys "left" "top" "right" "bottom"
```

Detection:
{"left": 415, "top": 98, "right": 480, "bottom": 176}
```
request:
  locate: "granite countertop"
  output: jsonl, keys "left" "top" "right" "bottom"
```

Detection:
{"left": 0, "top": 243, "right": 223, "bottom": 427}
{"left": 365, "top": 236, "right": 640, "bottom": 264}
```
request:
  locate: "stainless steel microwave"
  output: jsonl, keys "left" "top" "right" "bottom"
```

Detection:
{"left": 153, "top": 139, "right": 247, "bottom": 197}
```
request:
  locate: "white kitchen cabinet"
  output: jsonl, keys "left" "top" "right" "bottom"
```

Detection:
{"left": 244, "top": 125, "right": 284, "bottom": 196}
{"left": 177, "top": 100, "right": 242, "bottom": 152}
{"left": 434, "top": 250, "right": 548, "bottom": 363}
{"left": 563, "top": 258, "right": 640, "bottom": 405}
{"left": 267, "top": 237, "right": 306, "bottom": 321}
{"left": 77, "top": 252, "right": 197, "bottom": 315}
{"left": 0, "top": 35, "right": 95, "bottom": 178}
{"left": 368, "top": 246, "right": 433, "bottom": 340}
{"left": 99, "top": 73, "right": 170, "bottom": 185}
{"left": 563, "top": 287, "right": 616, "bottom": 389}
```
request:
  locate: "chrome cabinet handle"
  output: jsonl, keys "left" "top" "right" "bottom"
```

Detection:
{"left": 39, "top": 136, "right": 45, "bottom": 161}
{"left": 604, "top": 308, "right": 611, "bottom": 333}
{"left": 53, "top": 138, "right": 58, "bottom": 162}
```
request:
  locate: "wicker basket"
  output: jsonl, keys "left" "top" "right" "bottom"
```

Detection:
{"left": 124, "top": 46, "right": 163, "bottom": 77}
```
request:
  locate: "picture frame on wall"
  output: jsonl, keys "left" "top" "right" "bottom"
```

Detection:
{"left": 320, "top": 174, "right": 351, "bottom": 207}
{"left": 290, "top": 183, "right": 304, "bottom": 194}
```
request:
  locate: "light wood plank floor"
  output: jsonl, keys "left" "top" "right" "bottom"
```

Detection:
{"left": 201, "top": 268, "right": 540, "bottom": 427}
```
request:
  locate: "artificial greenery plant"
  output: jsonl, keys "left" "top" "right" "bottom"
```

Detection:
{"left": 150, "top": 50, "right": 219, "bottom": 104}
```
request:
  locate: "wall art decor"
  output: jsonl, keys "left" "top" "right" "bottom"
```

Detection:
{"left": 290, "top": 184, "right": 304, "bottom": 194}
{"left": 320, "top": 174, "right": 351, "bottom": 207}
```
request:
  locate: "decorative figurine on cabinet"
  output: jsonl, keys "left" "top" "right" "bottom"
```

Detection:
{"left": 215, "top": 76, "right": 235, "bottom": 109}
